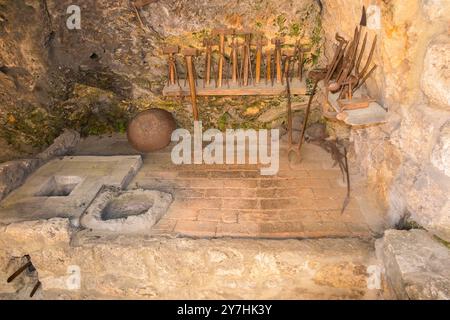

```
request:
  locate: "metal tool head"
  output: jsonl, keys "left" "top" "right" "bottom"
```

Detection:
{"left": 202, "top": 37, "right": 213, "bottom": 47}
{"left": 335, "top": 33, "right": 348, "bottom": 44}
{"left": 251, "top": 37, "right": 268, "bottom": 47}
{"left": 283, "top": 49, "right": 296, "bottom": 57}
{"left": 181, "top": 48, "right": 198, "bottom": 56}
{"left": 299, "top": 43, "right": 312, "bottom": 52}
{"left": 360, "top": 6, "right": 367, "bottom": 27}
{"left": 271, "top": 37, "right": 285, "bottom": 45}
{"left": 162, "top": 45, "right": 179, "bottom": 54}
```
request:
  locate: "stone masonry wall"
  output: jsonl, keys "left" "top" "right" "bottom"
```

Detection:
{"left": 322, "top": 0, "right": 450, "bottom": 241}
{"left": 0, "top": 218, "right": 385, "bottom": 299}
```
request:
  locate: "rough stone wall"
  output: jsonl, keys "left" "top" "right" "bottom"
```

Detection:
{"left": 0, "top": 0, "right": 323, "bottom": 161}
{"left": 322, "top": 0, "right": 450, "bottom": 241}
{"left": 0, "top": 0, "right": 54, "bottom": 160}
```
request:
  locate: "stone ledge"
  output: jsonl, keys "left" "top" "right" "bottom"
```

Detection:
{"left": 376, "top": 229, "right": 450, "bottom": 300}
{"left": 0, "top": 218, "right": 385, "bottom": 299}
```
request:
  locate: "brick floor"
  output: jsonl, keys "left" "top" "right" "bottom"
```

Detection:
{"left": 126, "top": 141, "right": 378, "bottom": 239}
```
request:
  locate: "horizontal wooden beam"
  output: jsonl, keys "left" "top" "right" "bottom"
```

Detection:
{"left": 163, "top": 79, "right": 308, "bottom": 96}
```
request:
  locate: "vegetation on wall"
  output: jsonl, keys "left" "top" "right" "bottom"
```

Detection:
{"left": 1, "top": 84, "right": 135, "bottom": 151}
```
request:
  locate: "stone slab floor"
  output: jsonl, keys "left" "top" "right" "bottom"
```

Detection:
{"left": 75, "top": 134, "right": 385, "bottom": 239}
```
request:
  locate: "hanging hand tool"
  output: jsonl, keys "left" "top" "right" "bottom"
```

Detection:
{"left": 202, "top": 37, "right": 214, "bottom": 87}
{"left": 229, "top": 32, "right": 240, "bottom": 85}
{"left": 283, "top": 50, "right": 295, "bottom": 148}
{"left": 354, "top": 64, "right": 377, "bottom": 93}
{"left": 357, "top": 35, "right": 377, "bottom": 81}
{"left": 237, "top": 29, "right": 254, "bottom": 87}
{"left": 212, "top": 28, "right": 232, "bottom": 88}
{"left": 342, "top": 75, "right": 358, "bottom": 100}
{"left": 30, "top": 281, "right": 41, "bottom": 298}
{"left": 7, "top": 260, "right": 32, "bottom": 283}
{"left": 251, "top": 34, "right": 268, "bottom": 85}
{"left": 271, "top": 37, "right": 284, "bottom": 84}
{"left": 295, "top": 42, "right": 311, "bottom": 82}
{"left": 163, "top": 46, "right": 179, "bottom": 86}
{"left": 329, "top": 28, "right": 359, "bottom": 93}
{"left": 333, "top": 8, "right": 367, "bottom": 95}
{"left": 341, "top": 146, "right": 350, "bottom": 214}
{"left": 352, "top": 35, "right": 377, "bottom": 94}
{"left": 355, "top": 32, "right": 368, "bottom": 73}
{"left": 355, "top": 6, "right": 368, "bottom": 71}
{"left": 265, "top": 48, "right": 273, "bottom": 85}
{"left": 352, "top": 6, "right": 377, "bottom": 95}
{"left": 296, "top": 80, "right": 318, "bottom": 156}
{"left": 324, "top": 33, "right": 348, "bottom": 85}
{"left": 182, "top": 48, "right": 200, "bottom": 121}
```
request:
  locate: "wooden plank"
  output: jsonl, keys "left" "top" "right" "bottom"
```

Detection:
{"left": 328, "top": 91, "right": 387, "bottom": 126}
{"left": 162, "top": 79, "right": 307, "bottom": 96}
{"left": 343, "top": 102, "right": 388, "bottom": 126}
{"left": 338, "top": 97, "right": 375, "bottom": 110}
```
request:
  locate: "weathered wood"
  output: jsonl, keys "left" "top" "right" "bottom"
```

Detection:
{"left": 163, "top": 80, "right": 307, "bottom": 97}
{"left": 327, "top": 91, "right": 387, "bottom": 126}
{"left": 272, "top": 38, "right": 284, "bottom": 84}
{"left": 184, "top": 53, "right": 199, "bottom": 120}
{"left": 338, "top": 97, "right": 375, "bottom": 110}
{"left": 163, "top": 46, "right": 179, "bottom": 86}
{"left": 212, "top": 28, "right": 233, "bottom": 88}
{"left": 265, "top": 49, "right": 272, "bottom": 84}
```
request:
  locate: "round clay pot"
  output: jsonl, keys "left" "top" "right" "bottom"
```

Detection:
{"left": 127, "top": 109, "right": 177, "bottom": 152}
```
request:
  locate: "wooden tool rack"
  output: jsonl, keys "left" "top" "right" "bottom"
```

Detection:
{"left": 161, "top": 29, "right": 311, "bottom": 121}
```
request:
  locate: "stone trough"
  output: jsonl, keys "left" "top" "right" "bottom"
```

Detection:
{"left": 80, "top": 189, "right": 173, "bottom": 234}
{"left": 0, "top": 156, "right": 142, "bottom": 225}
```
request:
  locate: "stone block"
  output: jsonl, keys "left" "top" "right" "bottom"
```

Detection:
{"left": 404, "top": 166, "right": 450, "bottom": 241}
{"left": 421, "top": 35, "right": 450, "bottom": 110}
{"left": 421, "top": 0, "right": 450, "bottom": 21}
{"left": 37, "top": 129, "right": 80, "bottom": 162}
{"left": 376, "top": 229, "right": 450, "bottom": 300}
{"left": 0, "top": 159, "right": 40, "bottom": 201}
{"left": 431, "top": 121, "right": 450, "bottom": 177}
{"left": 391, "top": 106, "right": 447, "bottom": 162}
